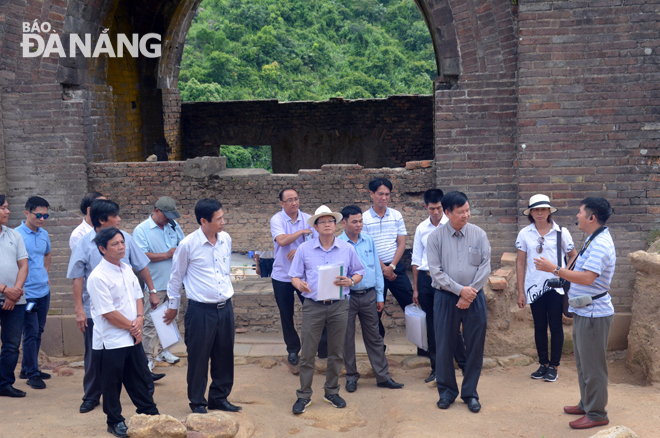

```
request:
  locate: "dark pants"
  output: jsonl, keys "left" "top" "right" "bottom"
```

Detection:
{"left": 378, "top": 263, "right": 413, "bottom": 339}
{"left": 434, "top": 289, "right": 487, "bottom": 403}
{"left": 258, "top": 258, "right": 274, "bottom": 278}
{"left": 185, "top": 299, "right": 235, "bottom": 410}
{"left": 101, "top": 344, "right": 159, "bottom": 425}
{"left": 530, "top": 289, "right": 564, "bottom": 367}
{"left": 83, "top": 317, "right": 103, "bottom": 402}
{"left": 271, "top": 279, "right": 327, "bottom": 357}
{"left": 418, "top": 274, "right": 466, "bottom": 372}
{"left": 21, "top": 293, "right": 50, "bottom": 378}
{"left": 0, "top": 304, "right": 25, "bottom": 391}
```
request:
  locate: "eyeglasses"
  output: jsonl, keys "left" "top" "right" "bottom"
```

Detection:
{"left": 536, "top": 236, "right": 544, "bottom": 254}
{"left": 30, "top": 212, "right": 49, "bottom": 219}
{"left": 317, "top": 220, "right": 336, "bottom": 225}
{"left": 282, "top": 197, "right": 299, "bottom": 204}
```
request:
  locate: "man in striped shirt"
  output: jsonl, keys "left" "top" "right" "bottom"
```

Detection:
{"left": 362, "top": 178, "right": 413, "bottom": 343}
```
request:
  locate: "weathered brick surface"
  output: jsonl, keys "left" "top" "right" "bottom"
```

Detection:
{"left": 517, "top": 0, "right": 660, "bottom": 312}
{"left": 182, "top": 96, "right": 434, "bottom": 173}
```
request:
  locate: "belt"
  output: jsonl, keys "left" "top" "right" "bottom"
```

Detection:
{"left": 189, "top": 298, "right": 231, "bottom": 309}
{"left": 351, "top": 287, "right": 375, "bottom": 296}
{"left": 314, "top": 299, "right": 344, "bottom": 305}
{"left": 420, "top": 270, "right": 430, "bottom": 276}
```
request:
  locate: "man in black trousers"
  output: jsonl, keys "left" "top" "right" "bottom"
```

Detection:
{"left": 427, "top": 192, "right": 491, "bottom": 413}
{"left": 165, "top": 199, "right": 240, "bottom": 414}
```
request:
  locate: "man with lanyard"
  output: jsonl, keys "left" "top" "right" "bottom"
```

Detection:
{"left": 69, "top": 192, "right": 105, "bottom": 250}
{"left": 67, "top": 199, "right": 161, "bottom": 414}
{"left": 270, "top": 188, "right": 326, "bottom": 365}
{"left": 362, "top": 178, "right": 413, "bottom": 344}
{"left": 535, "top": 197, "right": 615, "bottom": 430}
{"left": 427, "top": 191, "right": 490, "bottom": 413}
{"left": 0, "top": 194, "right": 29, "bottom": 398}
{"left": 289, "top": 205, "right": 364, "bottom": 415}
{"left": 338, "top": 205, "right": 403, "bottom": 393}
{"left": 165, "top": 198, "right": 241, "bottom": 414}
{"left": 16, "top": 196, "right": 52, "bottom": 390}
{"left": 133, "top": 196, "right": 185, "bottom": 371}
{"left": 411, "top": 189, "right": 466, "bottom": 384}
{"left": 87, "top": 227, "right": 159, "bottom": 438}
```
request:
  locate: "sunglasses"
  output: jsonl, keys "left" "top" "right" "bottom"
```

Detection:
{"left": 30, "top": 212, "right": 49, "bottom": 220}
{"left": 536, "top": 236, "right": 544, "bottom": 254}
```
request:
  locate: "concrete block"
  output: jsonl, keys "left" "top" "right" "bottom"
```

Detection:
{"left": 608, "top": 312, "right": 632, "bottom": 351}
{"left": 42, "top": 315, "right": 63, "bottom": 357}
{"left": 63, "top": 315, "right": 85, "bottom": 356}
{"left": 183, "top": 156, "right": 226, "bottom": 178}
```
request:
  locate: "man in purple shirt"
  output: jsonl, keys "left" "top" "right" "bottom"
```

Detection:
{"left": 270, "top": 188, "right": 326, "bottom": 365}
{"left": 288, "top": 205, "right": 365, "bottom": 415}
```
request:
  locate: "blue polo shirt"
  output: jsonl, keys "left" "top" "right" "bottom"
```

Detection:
{"left": 338, "top": 231, "right": 384, "bottom": 302}
{"left": 15, "top": 221, "right": 51, "bottom": 299}
{"left": 132, "top": 216, "right": 185, "bottom": 291}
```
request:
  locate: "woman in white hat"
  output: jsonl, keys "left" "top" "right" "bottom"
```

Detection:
{"left": 515, "top": 194, "right": 577, "bottom": 382}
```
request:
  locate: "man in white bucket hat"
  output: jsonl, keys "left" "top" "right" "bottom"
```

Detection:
{"left": 288, "top": 205, "right": 365, "bottom": 415}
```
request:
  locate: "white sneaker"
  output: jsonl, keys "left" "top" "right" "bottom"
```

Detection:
{"left": 147, "top": 359, "right": 154, "bottom": 372}
{"left": 157, "top": 351, "right": 180, "bottom": 364}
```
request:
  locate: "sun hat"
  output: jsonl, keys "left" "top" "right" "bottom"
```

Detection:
{"left": 307, "top": 205, "right": 343, "bottom": 227}
{"left": 523, "top": 194, "right": 557, "bottom": 216}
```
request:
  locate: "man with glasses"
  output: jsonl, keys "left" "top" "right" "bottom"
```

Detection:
{"left": 289, "top": 206, "right": 364, "bottom": 414}
{"left": 16, "top": 196, "right": 52, "bottom": 390}
{"left": 427, "top": 191, "right": 491, "bottom": 413}
{"left": 0, "top": 195, "right": 29, "bottom": 398}
{"left": 270, "top": 188, "right": 326, "bottom": 365}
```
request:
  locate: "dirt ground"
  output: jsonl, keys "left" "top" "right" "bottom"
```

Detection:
{"left": 0, "top": 351, "right": 658, "bottom": 438}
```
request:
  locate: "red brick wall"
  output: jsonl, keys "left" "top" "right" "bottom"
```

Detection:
{"left": 517, "top": 1, "right": 660, "bottom": 312}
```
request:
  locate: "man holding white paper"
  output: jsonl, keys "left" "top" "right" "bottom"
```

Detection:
{"left": 288, "top": 205, "right": 364, "bottom": 415}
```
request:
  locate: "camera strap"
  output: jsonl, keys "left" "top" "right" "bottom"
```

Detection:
{"left": 568, "top": 226, "right": 609, "bottom": 301}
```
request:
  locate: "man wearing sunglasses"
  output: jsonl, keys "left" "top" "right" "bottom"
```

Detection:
{"left": 15, "top": 197, "right": 52, "bottom": 390}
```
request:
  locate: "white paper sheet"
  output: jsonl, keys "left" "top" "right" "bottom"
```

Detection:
{"left": 317, "top": 264, "right": 343, "bottom": 300}
{"left": 151, "top": 304, "right": 182, "bottom": 351}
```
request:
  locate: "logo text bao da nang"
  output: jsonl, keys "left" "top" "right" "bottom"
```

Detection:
{"left": 21, "top": 21, "right": 162, "bottom": 58}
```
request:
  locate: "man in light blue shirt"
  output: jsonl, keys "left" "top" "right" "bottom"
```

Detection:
{"left": 16, "top": 196, "right": 52, "bottom": 390}
{"left": 133, "top": 196, "right": 185, "bottom": 369}
{"left": 338, "top": 205, "right": 403, "bottom": 393}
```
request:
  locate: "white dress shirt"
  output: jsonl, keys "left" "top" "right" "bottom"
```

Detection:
{"left": 87, "top": 258, "right": 143, "bottom": 350}
{"left": 167, "top": 228, "right": 234, "bottom": 308}
{"left": 411, "top": 215, "right": 449, "bottom": 271}
{"left": 69, "top": 219, "right": 93, "bottom": 250}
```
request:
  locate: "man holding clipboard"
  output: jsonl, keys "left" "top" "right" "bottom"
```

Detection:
{"left": 288, "top": 205, "right": 364, "bottom": 415}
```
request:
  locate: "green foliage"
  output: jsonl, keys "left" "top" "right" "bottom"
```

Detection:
{"left": 220, "top": 145, "right": 273, "bottom": 172}
{"left": 179, "top": 0, "right": 435, "bottom": 102}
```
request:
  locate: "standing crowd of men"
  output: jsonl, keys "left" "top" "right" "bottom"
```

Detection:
{"left": 0, "top": 179, "right": 617, "bottom": 434}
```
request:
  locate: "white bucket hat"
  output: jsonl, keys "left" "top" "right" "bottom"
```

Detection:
{"left": 307, "top": 205, "right": 343, "bottom": 227}
{"left": 523, "top": 194, "right": 558, "bottom": 216}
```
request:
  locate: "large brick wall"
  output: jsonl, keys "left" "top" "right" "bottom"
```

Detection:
{"left": 517, "top": 1, "right": 660, "bottom": 312}
{"left": 182, "top": 96, "right": 434, "bottom": 173}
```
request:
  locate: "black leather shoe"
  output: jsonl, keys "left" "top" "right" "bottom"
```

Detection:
{"left": 20, "top": 370, "right": 51, "bottom": 380}
{"left": 466, "top": 397, "right": 481, "bottom": 413}
{"left": 345, "top": 380, "right": 357, "bottom": 393}
{"left": 376, "top": 378, "right": 404, "bottom": 389}
{"left": 287, "top": 353, "right": 299, "bottom": 365}
{"left": 151, "top": 372, "right": 166, "bottom": 381}
{"left": 79, "top": 400, "right": 100, "bottom": 413}
{"left": 192, "top": 406, "right": 207, "bottom": 414}
{"left": 107, "top": 421, "right": 128, "bottom": 437}
{"left": 27, "top": 377, "right": 46, "bottom": 389}
{"left": 424, "top": 371, "right": 436, "bottom": 383}
{"left": 0, "top": 385, "right": 26, "bottom": 398}
{"left": 209, "top": 400, "right": 242, "bottom": 412}
{"left": 437, "top": 398, "right": 451, "bottom": 409}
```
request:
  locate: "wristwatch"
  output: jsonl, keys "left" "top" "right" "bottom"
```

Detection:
{"left": 553, "top": 266, "right": 561, "bottom": 277}
{"left": 149, "top": 289, "right": 158, "bottom": 294}
{"left": 350, "top": 278, "right": 355, "bottom": 287}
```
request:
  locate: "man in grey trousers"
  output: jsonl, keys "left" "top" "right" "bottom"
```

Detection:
{"left": 338, "top": 205, "right": 404, "bottom": 392}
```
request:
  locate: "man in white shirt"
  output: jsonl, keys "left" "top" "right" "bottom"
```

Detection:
{"left": 165, "top": 198, "right": 241, "bottom": 414}
{"left": 412, "top": 189, "right": 466, "bottom": 383}
{"left": 87, "top": 227, "right": 159, "bottom": 438}
{"left": 69, "top": 192, "right": 105, "bottom": 250}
